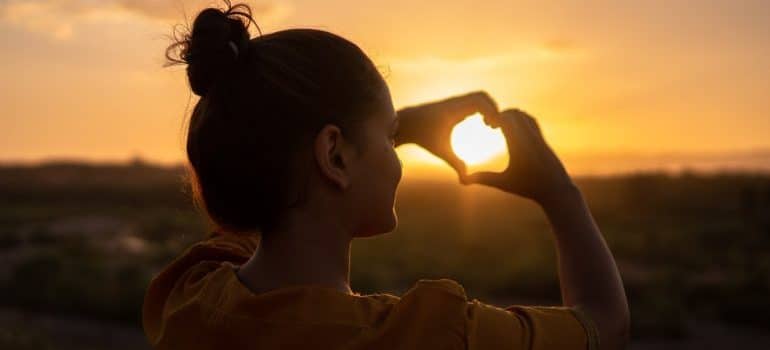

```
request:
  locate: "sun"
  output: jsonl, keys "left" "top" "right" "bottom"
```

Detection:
{"left": 450, "top": 113, "right": 507, "bottom": 166}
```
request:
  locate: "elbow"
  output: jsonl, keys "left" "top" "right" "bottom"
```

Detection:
{"left": 604, "top": 306, "right": 631, "bottom": 350}
{"left": 618, "top": 297, "right": 632, "bottom": 346}
{"left": 586, "top": 301, "right": 630, "bottom": 350}
{"left": 613, "top": 309, "right": 631, "bottom": 349}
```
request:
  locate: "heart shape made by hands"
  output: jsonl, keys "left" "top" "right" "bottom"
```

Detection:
{"left": 450, "top": 113, "right": 509, "bottom": 174}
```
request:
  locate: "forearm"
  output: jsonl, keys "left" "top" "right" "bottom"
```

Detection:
{"left": 538, "top": 185, "right": 630, "bottom": 349}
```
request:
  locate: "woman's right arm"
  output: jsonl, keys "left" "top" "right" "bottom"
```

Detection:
{"left": 539, "top": 183, "right": 630, "bottom": 350}
{"left": 464, "top": 109, "right": 630, "bottom": 350}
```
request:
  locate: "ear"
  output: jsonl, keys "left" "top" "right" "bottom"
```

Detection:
{"left": 314, "top": 124, "right": 353, "bottom": 190}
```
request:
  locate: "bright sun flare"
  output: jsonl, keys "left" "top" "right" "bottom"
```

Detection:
{"left": 450, "top": 113, "right": 507, "bottom": 165}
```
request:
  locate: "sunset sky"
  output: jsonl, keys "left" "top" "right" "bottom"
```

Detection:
{"left": 1, "top": 0, "right": 769, "bottom": 175}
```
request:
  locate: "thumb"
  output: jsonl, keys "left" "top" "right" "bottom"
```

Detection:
{"left": 463, "top": 171, "right": 502, "bottom": 187}
{"left": 443, "top": 155, "right": 467, "bottom": 183}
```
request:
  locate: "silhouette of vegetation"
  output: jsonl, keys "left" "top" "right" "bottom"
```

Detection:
{"left": 0, "top": 161, "right": 769, "bottom": 344}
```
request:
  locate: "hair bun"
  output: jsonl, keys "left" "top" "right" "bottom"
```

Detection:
{"left": 166, "top": 2, "right": 257, "bottom": 96}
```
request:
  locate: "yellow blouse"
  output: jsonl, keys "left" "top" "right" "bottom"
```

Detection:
{"left": 142, "top": 231, "right": 599, "bottom": 349}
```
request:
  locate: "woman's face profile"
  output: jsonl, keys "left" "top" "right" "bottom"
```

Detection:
{"left": 348, "top": 83, "right": 403, "bottom": 238}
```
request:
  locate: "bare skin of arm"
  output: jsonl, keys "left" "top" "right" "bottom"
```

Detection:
{"left": 464, "top": 109, "right": 630, "bottom": 350}
{"left": 395, "top": 94, "right": 629, "bottom": 349}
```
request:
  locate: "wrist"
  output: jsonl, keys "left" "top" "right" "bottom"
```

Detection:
{"left": 395, "top": 108, "right": 417, "bottom": 146}
{"left": 394, "top": 127, "right": 411, "bottom": 147}
{"left": 535, "top": 182, "right": 582, "bottom": 212}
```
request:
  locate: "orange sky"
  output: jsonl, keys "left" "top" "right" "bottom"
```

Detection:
{"left": 1, "top": 0, "right": 769, "bottom": 174}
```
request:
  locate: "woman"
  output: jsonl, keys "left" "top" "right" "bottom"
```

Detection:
{"left": 142, "top": 1, "right": 630, "bottom": 349}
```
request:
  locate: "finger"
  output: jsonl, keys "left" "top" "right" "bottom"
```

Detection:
{"left": 514, "top": 109, "right": 544, "bottom": 140}
{"left": 503, "top": 109, "right": 538, "bottom": 135}
{"left": 498, "top": 109, "right": 537, "bottom": 155}
{"left": 468, "top": 91, "right": 502, "bottom": 128}
{"left": 442, "top": 153, "right": 468, "bottom": 181}
{"left": 465, "top": 91, "right": 500, "bottom": 127}
{"left": 443, "top": 91, "right": 500, "bottom": 125}
{"left": 464, "top": 171, "right": 503, "bottom": 187}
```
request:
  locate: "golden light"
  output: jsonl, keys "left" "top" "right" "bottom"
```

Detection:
{"left": 450, "top": 113, "right": 507, "bottom": 166}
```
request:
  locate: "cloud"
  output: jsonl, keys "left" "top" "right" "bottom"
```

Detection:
{"left": 382, "top": 44, "right": 586, "bottom": 74}
{"left": 0, "top": 0, "right": 292, "bottom": 39}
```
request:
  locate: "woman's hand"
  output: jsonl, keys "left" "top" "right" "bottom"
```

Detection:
{"left": 466, "top": 108, "right": 632, "bottom": 348}
{"left": 395, "top": 91, "right": 500, "bottom": 181}
{"left": 464, "top": 108, "right": 576, "bottom": 204}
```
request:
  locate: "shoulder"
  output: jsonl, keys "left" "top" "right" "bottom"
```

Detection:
{"left": 404, "top": 278, "right": 468, "bottom": 299}
{"left": 142, "top": 231, "right": 258, "bottom": 345}
{"left": 144, "top": 231, "right": 258, "bottom": 308}
{"left": 382, "top": 278, "right": 469, "bottom": 317}
{"left": 340, "top": 279, "right": 470, "bottom": 349}
{"left": 466, "top": 300, "right": 599, "bottom": 350}
{"left": 393, "top": 279, "right": 597, "bottom": 350}
{"left": 379, "top": 278, "right": 470, "bottom": 326}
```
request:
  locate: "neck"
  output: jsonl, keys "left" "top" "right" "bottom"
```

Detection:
{"left": 236, "top": 214, "right": 353, "bottom": 295}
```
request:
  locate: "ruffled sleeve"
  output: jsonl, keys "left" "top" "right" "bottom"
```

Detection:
{"left": 142, "top": 231, "right": 259, "bottom": 346}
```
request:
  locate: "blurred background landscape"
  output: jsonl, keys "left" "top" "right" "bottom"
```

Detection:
{"left": 1, "top": 160, "right": 769, "bottom": 349}
{"left": 2, "top": 0, "right": 770, "bottom": 349}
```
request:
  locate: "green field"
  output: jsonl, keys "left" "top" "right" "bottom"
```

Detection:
{"left": 1, "top": 160, "right": 769, "bottom": 348}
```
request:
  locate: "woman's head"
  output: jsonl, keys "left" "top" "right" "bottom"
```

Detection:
{"left": 168, "top": 1, "right": 402, "bottom": 238}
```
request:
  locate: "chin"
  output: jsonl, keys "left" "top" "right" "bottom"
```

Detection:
{"left": 384, "top": 209, "right": 398, "bottom": 232}
{"left": 355, "top": 209, "right": 398, "bottom": 238}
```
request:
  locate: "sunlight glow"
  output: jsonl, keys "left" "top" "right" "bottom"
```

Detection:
{"left": 450, "top": 113, "right": 507, "bottom": 165}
